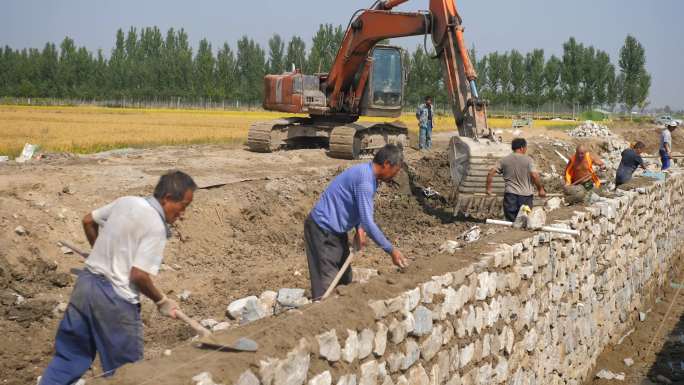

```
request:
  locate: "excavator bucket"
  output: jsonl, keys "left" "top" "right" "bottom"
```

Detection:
{"left": 447, "top": 136, "right": 510, "bottom": 219}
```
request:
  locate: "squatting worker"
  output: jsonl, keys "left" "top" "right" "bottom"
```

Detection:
{"left": 486, "top": 138, "right": 546, "bottom": 222}
{"left": 564, "top": 144, "right": 606, "bottom": 188}
{"left": 615, "top": 141, "right": 646, "bottom": 186}
{"left": 305, "top": 144, "right": 408, "bottom": 300}
{"left": 415, "top": 95, "right": 434, "bottom": 150}
{"left": 660, "top": 122, "right": 677, "bottom": 170}
{"left": 39, "top": 171, "right": 197, "bottom": 385}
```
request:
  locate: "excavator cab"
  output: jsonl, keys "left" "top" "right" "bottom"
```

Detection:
{"left": 360, "top": 45, "right": 404, "bottom": 118}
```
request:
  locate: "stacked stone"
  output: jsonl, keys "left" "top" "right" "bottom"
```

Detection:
{"left": 568, "top": 121, "right": 613, "bottom": 137}
{"left": 226, "top": 174, "right": 684, "bottom": 385}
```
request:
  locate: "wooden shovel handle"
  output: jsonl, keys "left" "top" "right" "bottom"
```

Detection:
{"left": 175, "top": 310, "right": 212, "bottom": 337}
{"left": 321, "top": 250, "right": 355, "bottom": 300}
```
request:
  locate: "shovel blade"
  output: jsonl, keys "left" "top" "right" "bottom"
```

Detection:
{"left": 198, "top": 335, "right": 258, "bottom": 352}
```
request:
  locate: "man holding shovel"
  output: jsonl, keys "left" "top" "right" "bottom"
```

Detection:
{"left": 305, "top": 144, "right": 408, "bottom": 300}
{"left": 40, "top": 171, "right": 196, "bottom": 384}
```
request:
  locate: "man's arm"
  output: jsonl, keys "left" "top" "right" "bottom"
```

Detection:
{"left": 486, "top": 167, "right": 497, "bottom": 195}
{"left": 82, "top": 213, "right": 99, "bottom": 247}
{"left": 130, "top": 267, "right": 178, "bottom": 318}
{"left": 530, "top": 171, "right": 546, "bottom": 197}
{"left": 665, "top": 143, "right": 672, "bottom": 156}
{"left": 130, "top": 267, "right": 163, "bottom": 302}
{"left": 356, "top": 183, "right": 407, "bottom": 268}
{"left": 591, "top": 154, "right": 607, "bottom": 170}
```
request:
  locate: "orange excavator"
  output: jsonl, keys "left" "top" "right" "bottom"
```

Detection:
{"left": 247, "top": 0, "right": 508, "bottom": 216}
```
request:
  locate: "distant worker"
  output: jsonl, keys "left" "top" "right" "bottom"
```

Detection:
{"left": 563, "top": 144, "right": 606, "bottom": 203}
{"left": 486, "top": 138, "right": 546, "bottom": 222}
{"left": 660, "top": 122, "right": 678, "bottom": 170}
{"left": 39, "top": 171, "right": 197, "bottom": 385}
{"left": 615, "top": 141, "right": 646, "bottom": 186}
{"left": 304, "top": 144, "right": 408, "bottom": 300}
{"left": 415, "top": 96, "right": 434, "bottom": 150}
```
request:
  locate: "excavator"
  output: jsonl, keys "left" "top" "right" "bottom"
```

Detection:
{"left": 247, "top": 0, "right": 509, "bottom": 217}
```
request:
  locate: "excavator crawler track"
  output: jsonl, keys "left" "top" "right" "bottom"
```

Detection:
{"left": 246, "top": 122, "right": 281, "bottom": 153}
{"left": 329, "top": 126, "right": 361, "bottom": 159}
{"left": 246, "top": 118, "right": 306, "bottom": 153}
{"left": 329, "top": 122, "right": 409, "bottom": 160}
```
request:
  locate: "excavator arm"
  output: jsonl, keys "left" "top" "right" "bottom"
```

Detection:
{"left": 325, "top": 0, "right": 489, "bottom": 139}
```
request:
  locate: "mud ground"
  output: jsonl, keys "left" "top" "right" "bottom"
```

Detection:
{"left": 0, "top": 122, "right": 677, "bottom": 384}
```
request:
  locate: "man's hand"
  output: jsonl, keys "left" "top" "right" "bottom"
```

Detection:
{"left": 82, "top": 213, "right": 99, "bottom": 247}
{"left": 353, "top": 228, "right": 367, "bottom": 251}
{"left": 390, "top": 249, "right": 408, "bottom": 269}
{"left": 538, "top": 187, "right": 547, "bottom": 198}
{"left": 156, "top": 295, "right": 179, "bottom": 318}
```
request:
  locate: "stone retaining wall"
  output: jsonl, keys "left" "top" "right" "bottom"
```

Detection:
{"left": 110, "top": 174, "right": 684, "bottom": 385}
{"left": 224, "top": 174, "right": 684, "bottom": 385}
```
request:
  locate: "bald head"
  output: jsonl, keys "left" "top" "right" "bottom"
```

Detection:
{"left": 575, "top": 144, "right": 587, "bottom": 160}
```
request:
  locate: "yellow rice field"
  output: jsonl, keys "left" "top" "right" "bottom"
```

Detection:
{"left": 0, "top": 105, "right": 577, "bottom": 157}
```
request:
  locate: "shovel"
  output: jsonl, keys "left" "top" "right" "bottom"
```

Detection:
{"left": 175, "top": 310, "right": 258, "bottom": 352}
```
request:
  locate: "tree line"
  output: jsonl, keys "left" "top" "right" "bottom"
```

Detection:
{"left": 0, "top": 25, "right": 650, "bottom": 112}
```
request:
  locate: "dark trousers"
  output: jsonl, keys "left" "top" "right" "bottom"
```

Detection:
{"left": 503, "top": 192, "right": 533, "bottom": 222}
{"left": 304, "top": 215, "right": 352, "bottom": 300}
{"left": 40, "top": 271, "right": 143, "bottom": 385}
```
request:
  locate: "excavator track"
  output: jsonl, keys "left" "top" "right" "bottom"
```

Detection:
{"left": 329, "top": 126, "right": 361, "bottom": 159}
{"left": 329, "top": 122, "right": 409, "bottom": 160}
{"left": 246, "top": 121, "right": 282, "bottom": 152}
{"left": 246, "top": 118, "right": 307, "bottom": 153}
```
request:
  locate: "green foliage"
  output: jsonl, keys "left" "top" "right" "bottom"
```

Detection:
{"left": 619, "top": 35, "right": 650, "bottom": 112}
{"left": 267, "top": 34, "right": 285, "bottom": 74}
{"left": 578, "top": 110, "right": 608, "bottom": 121}
{"left": 0, "top": 26, "right": 650, "bottom": 116}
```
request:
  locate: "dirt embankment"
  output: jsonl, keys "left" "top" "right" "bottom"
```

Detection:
{"left": 0, "top": 138, "right": 489, "bottom": 384}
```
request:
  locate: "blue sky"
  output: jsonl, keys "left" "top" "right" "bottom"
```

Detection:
{"left": 2, "top": 0, "right": 683, "bottom": 109}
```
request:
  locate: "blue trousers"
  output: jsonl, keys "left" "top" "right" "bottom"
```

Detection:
{"left": 39, "top": 271, "right": 143, "bottom": 385}
{"left": 660, "top": 149, "right": 671, "bottom": 170}
{"left": 419, "top": 123, "right": 432, "bottom": 149}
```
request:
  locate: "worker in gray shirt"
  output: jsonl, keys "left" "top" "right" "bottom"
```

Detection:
{"left": 660, "top": 122, "right": 678, "bottom": 170}
{"left": 486, "top": 138, "right": 546, "bottom": 221}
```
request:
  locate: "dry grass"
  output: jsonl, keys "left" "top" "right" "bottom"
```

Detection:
{"left": 0, "top": 105, "right": 579, "bottom": 157}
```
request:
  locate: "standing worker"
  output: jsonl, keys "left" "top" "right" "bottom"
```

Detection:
{"left": 304, "top": 144, "right": 408, "bottom": 300}
{"left": 660, "top": 122, "right": 678, "bottom": 170}
{"left": 563, "top": 144, "right": 606, "bottom": 202}
{"left": 415, "top": 96, "right": 434, "bottom": 150}
{"left": 39, "top": 171, "right": 197, "bottom": 384}
{"left": 615, "top": 141, "right": 647, "bottom": 186}
{"left": 486, "top": 138, "right": 546, "bottom": 222}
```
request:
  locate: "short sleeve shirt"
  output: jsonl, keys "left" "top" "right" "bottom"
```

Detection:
{"left": 660, "top": 129, "right": 672, "bottom": 151}
{"left": 495, "top": 153, "right": 538, "bottom": 196}
{"left": 86, "top": 196, "right": 167, "bottom": 303}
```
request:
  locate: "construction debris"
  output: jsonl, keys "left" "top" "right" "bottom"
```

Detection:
{"left": 15, "top": 143, "right": 39, "bottom": 163}
{"left": 461, "top": 226, "right": 481, "bottom": 243}
{"left": 439, "top": 240, "right": 461, "bottom": 254}
{"left": 595, "top": 369, "right": 625, "bottom": 381}
{"left": 569, "top": 121, "right": 613, "bottom": 137}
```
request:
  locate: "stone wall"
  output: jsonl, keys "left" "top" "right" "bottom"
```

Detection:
{"left": 108, "top": 174, "right": 684, "bottom": 385}
{"left": 222, "top": 175, "right": 684, "bottom": 385}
